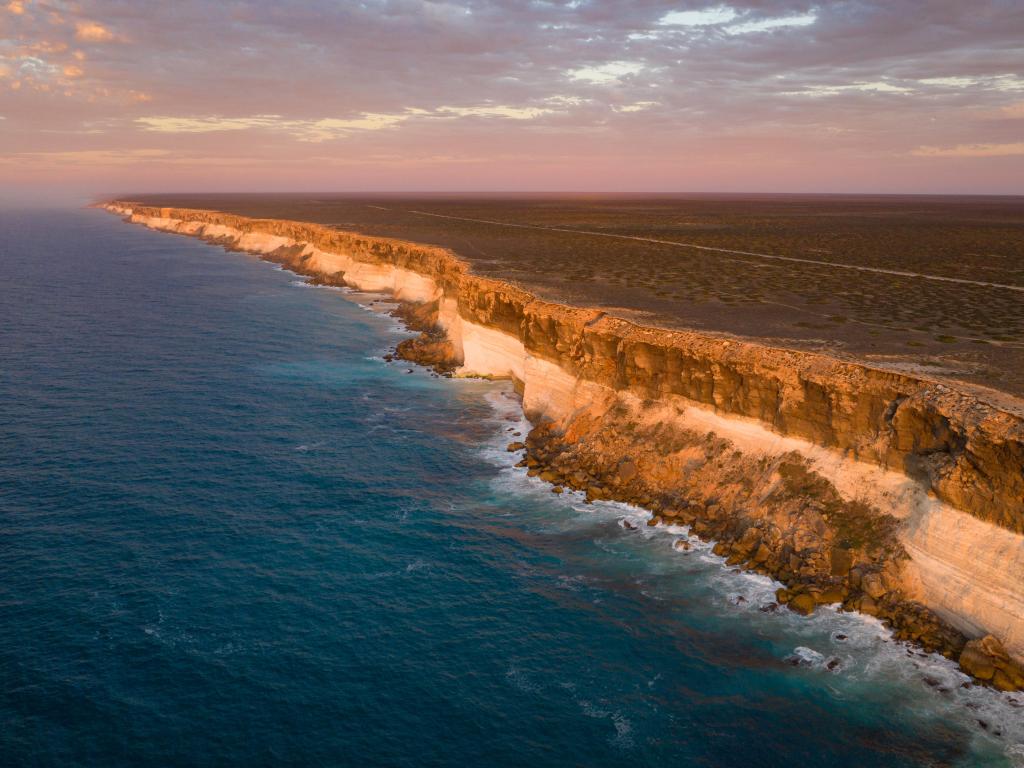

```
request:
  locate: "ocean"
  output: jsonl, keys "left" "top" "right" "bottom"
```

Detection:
{"left": 1, "top": 209, "right": 1021, "bottom": 767}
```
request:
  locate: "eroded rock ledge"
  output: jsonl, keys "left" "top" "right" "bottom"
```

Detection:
{"left": 102, "top": 201, "right": 1024, "bottom": 688}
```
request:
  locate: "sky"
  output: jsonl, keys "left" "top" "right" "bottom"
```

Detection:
{"left": 1, "top": 0, "right": 1023, "bottom": 202}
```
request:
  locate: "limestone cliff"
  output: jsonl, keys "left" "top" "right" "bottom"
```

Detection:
{"left": 102, "top": 201, "right": 1024, "bottom": 686}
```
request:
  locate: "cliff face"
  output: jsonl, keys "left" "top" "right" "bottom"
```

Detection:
{"left": 468, "top": 295, "right": 1024, "bottom": 532}
{"left": 104, "top": 202, "right": 1024, "bottom": 679}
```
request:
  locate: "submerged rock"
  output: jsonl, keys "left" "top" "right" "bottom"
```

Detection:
{"left": 785, "top": 647, "right": 824, "bottom": 667}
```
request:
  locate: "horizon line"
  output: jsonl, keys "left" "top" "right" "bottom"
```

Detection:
{"left": 103, "top": 190, "right": 1024, "bottom": 200}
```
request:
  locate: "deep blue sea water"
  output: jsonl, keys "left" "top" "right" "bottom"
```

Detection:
{"left": 1, "top": 209, "right": 1022, "bottom": 767}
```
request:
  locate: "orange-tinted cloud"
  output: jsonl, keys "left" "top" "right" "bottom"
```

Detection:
{"left": 74, "top": 21, "right": 115, "bottom": 43}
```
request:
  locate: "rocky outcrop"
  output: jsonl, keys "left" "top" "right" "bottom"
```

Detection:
{"left": 960, "top": 636, "right": 1024, "bottom": 692}
{"left": 516, "top": 395, "right": 968, "bottom": 660}
{"left": 103, "top": 201, "right": 1024, "bottom": 688}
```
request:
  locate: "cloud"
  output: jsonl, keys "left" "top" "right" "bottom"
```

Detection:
{"left": 615, "top": 101, "right": 659, "bottom": 113}
{"left": 136, "top": 115, "right": 291, "bottom": 133}
{"left": 658, "top": 7, "right": 737, "bottom": 26}
{"left": 136, "top": 104, "right": 559, "bottom": 142}
{"left": 990, "top": 75, "right": 1024, "bottom": 92}
{"left": 784, "top": 81, "right": 914, "bottom": 97}
{"left": 434, "top": 105, "right": 553, "bottom": 120}
{"left": 725, "top": 12, "right": 817, "bottom": 35}
{"left": 74, "top": 21, "right": 115, "bottom": 43}
{"left": 918, "top": 74, "right": 1024, "bottom": 91}
{"left": 568, "top": 61, "right": 644, "bottom": 84}
{"left": 912, "top": 143, "right": 1024, "bottom": 158}
{"left": 296, "top": 113, "right": 416, "bottom": 141}
{"left": 655, "top": 7, "right": 817, "bottom": 34}
{"left": 919, "top": 76, "right": 978, "bottom": 88}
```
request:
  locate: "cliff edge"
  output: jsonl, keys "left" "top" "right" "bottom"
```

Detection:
{"left": 103, "top": 201, "right": 1024, "bottom": 689}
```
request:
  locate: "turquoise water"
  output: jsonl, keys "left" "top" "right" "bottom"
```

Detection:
{"left": 1, "top": 209, "right": 1021, "bottom": 767}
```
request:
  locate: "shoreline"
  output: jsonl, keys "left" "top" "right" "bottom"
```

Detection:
{"left": 100, "top": 200, "right": 1024, "bottom": 690}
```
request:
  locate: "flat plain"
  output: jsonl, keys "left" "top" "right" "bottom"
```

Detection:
{"left": 129, "top": 194, "right": 1024, "bottom": 398}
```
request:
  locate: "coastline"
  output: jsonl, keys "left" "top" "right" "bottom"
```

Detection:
{"left": 100, "top": 200, "right": 1024, "bottom": 690}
